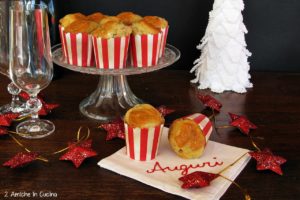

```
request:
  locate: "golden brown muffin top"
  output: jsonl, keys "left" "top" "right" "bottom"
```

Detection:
{"left": 124, "top": 104, "right": 164, "bottom": 128}
{"left": 59, "top": 13, "right": 87, "bottom": 28}
{"left": 116, "top": 11, "right": 143, "bottom": 26}
{"left": 64, "top": 20, "right": 99, "bottom": 34}
{"left": 169, "top": 118, "right": 204, "bottom": 150}
{"left": 143, "top": 16, "right": 168, "bottom": 29}
{"left": 99, "top": 16, "right": 121, "bottom": 25}
{"left": 91, "top": 21, "right": 132, "bottom": 39}
{"left": 87, "top": 12, "right": 106, "bottom": 24}
{"left": 131, "top": 20, "right": 160, "bottom": 35}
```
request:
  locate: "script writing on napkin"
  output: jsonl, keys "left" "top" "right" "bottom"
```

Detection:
{"left": 99, "top": 127, "right": 250, "bottom": 200}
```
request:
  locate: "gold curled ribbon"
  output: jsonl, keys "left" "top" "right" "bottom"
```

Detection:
{"left": 249, "top": 135, "right": 261, "bottom": 152}
{"left": 13, "top": 114, "right": 31, "bottom": 122}
{"left": 8, "top": 133, "right": 49, "bottom": 162}
{"left": 52, "top": 126, "right": 90, "bottom": 155}
{"left": 216, "top": 152, "right": 251, "bottom": 200}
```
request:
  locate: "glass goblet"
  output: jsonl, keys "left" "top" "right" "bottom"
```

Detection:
{"left": 0, "top": 0, "right": 25, "bottom": 114}
{"left": 9, "top": 2, "right": 55, "bottom": 139}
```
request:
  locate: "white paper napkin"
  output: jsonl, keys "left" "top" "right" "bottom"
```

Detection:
{"left": 98, "top": 127, "right": 250, "bottom": 200}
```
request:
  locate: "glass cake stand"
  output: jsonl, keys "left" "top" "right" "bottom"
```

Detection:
{"left": 52, "top": 44, "right": 180, "bottom": 121}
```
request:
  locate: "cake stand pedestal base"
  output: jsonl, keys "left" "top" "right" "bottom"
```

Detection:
{"left": 79, "top": 75, "right": 143, "bottom": 122}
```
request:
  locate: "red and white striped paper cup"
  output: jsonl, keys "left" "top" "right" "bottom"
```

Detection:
{"left": 159, "top": 26, "right": 169, "bottom": 58}
{"left": 59, "top": 26, "right": 67, "bottom": 58}
{"left": 130, "top": 33, "right": 162, "bottom": 68}
{"left": 184, "top": 113, "right": 213, "bottom": 142}
{"left": 92, "top": 36, "right": 130, "bottom": 69}
{"left": 124, "top": 124, "right": 164, "bottom": 161}
{"left": 62, "top": 32, "right": 94, "bottom": 67}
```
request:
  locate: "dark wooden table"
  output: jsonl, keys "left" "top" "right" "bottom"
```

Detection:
{"left": 0, "top": 69, "right": 299, "bottom": 200}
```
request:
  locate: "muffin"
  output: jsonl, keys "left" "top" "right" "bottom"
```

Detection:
{"left": 124, "top": 104, "right": 164, "bottom": 128}
{"left": 87, "top": 12, "right": 106, "bottom": 24}
{"left": 64, "top": 20, "right": 98, "bottom": 34}
{"left": 168, "top": 118, "right": 206, "bottom": 159}
{"left": 131, "top": 20, "right": 160, "bottom": 35}
{"left": 144, "top": 16, "right": 169, "bottom": 57}
{"left": 92, "top": 21, "right": 132, "bottom": 39}
{"left": 117, "top": 11, "right": 142, "bottom": 26}
{"left": 59, "top": 13, "right": 87, "bottom": 28}
{"left": 143, "top": 16, "right": 168, "bottom": 29}
{"left": 99, "top": 16, "right": 120, "bottom": 25}
{"left": 91, "top": 21, "right": 131, "bottom": 69}
{"left": 130, "top": 20, "right": 162, "bottom": 67}
{"left": 60, "top": 18, "right": 96, "bottom": 66}
{"left": 124, "top": 104, "right": 165, "bottom": 161}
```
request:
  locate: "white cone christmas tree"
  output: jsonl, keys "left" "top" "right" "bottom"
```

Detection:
{"left": 190, "top": 0, "right": 253, "bottom": 93}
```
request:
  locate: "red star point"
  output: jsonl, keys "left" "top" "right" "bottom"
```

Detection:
{"left": 197, "top": 94, "right": 222, "bottom": 112}
{"left": 229, "top": 113, "right": 257, "bottom": 135}
{"left": 249, "top": 148, "right": 287, "bottom": 175}
{"left": 99, "top": 118, "right": 125, "bottom": 140}
{"left": 60, "top": 140, "right": 97, "bottom": 168}
{"left": 179, "top": 171, "right": 219, "bottom": 189}
{"left": 3, "top": 152, "right": 38, "bottom": 168}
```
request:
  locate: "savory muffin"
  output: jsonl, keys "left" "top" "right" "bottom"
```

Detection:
{"left": 117, "top": 11, "right": 142, "bottom": 26}
{"left": 131, "top": 20, "right": 160, "bottom": 35}
{"left": 99, "top": 16, "right": 121, "bottom": 25}
{"left": 91, "top": 21, "right": 132, "bottom": 39}
{"left": 143, "top": 16, "right": 168, "bottom": 29}
{"left": 168, "top": 118, "right": 206, "bottom": 159}
{"left": 87, "top": 12, "right": 106, "bottom": 24}
{"left": 59, "top": 13, "right": 87, "bottom": 28}
{"left": 124, "top": 104, "right": 164, "bottom": 128}
{"left": 64, "top": 19, "right": 99, "bottom": 34}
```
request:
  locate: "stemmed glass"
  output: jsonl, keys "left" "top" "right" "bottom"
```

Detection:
{"left": 9, "top": 2, "right": 55, "bottom": 139}
{"left": 0, "top": 0, "right": 25, "bottom": 114}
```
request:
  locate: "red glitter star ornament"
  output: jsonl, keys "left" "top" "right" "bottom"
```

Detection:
{"left": 60, "top": 140, "right": 97, "bottom": 168}
{"left": 18, "top": 91, "right": 59, "bottom": 116}
{"left": 3, "top": 152, "right": 38, "bottom": 168}
{"left": 179, "top": 171, "right": 219, "bottom": 189}
{"left": 249, "top": 148, "right": 287, "bottom": 175}
{"left": 38, "top": 102, "right": 60, "bottom": 116}
{"left": 0, "top": 127, "right": 8, "bottom": 135}
{"left": 99, "top": 118, "right": 125, "bottom": 140}
{"left": 0, "top": 113, "right": 20, "bottom": 127}
{"left": 229, "top": 113, "right": 257, "bottom": 135}
{"left": 197, "top": 94, "right": 222, "bottom": 112}
{"left": 156, "top": 105, "right": 175, "bottom": 117}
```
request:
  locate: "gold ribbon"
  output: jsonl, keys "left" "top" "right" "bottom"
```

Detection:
{"left": 52, "top": 126, "right": 90, "bottom": 155}
{"left": 216, "top": 152, "right": 251, "bottom": 200}
{"left": 7, "top": 126, "right": 91, "bottom": 162}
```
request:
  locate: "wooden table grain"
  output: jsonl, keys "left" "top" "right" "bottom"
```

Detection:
{"left": 0, "top": 69, "right": 299, "bottom": 200}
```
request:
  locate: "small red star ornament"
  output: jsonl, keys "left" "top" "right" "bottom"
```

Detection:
{"left": 179, "top": 171, "right": 219, "bottom": 189}
{"left": 249, "top": 148, "right": 287, "bottom": 175}
{"left": 229, "top": 113, "right": 257, "bottom": 135}
{"left": 0, "top": 127, "right": 8, "bottom": 135}
{"left": 0, "top": 113, "right": 20, "bottom": 127}
{"left": 60, "top": 140, "right": 97, "bottom": 168}
{"left": 99, "top": 118, "right": 125, "bottom": 140}
{"left": 197, "top": 94, "right": 222, "bottom": 112}
{"left": 156, "top": 105, "right": 175, "bottom": 117}
{"left": 18, "top": 91, "right": 59, "bottom": 116}
{"left": 3, "top": 152, "right": 38, "bottom": 168}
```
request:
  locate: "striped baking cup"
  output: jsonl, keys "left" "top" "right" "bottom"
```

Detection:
{"left": 159, "top": 26, "right": 169, "bottom": 58}
{"left": 61, "top": 31, "right": 94, "bottom": 67}
{"left": 59, "top": 26, "right": 67, "bottom": 58}
{"left": 92, "top": 36, "right": 130, "bottom": 69}
{"left": 130, "top": 32, "right": 162, "bottom": 67}
{"left": 124, "top": 124, "right": 164, "bottom": 161}
{"left": 184, "top": 113, "right": 213, "bottom": 141}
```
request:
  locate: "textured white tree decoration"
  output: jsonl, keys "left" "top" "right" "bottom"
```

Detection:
{"left": 190, "top": 0, "right": 253, "bottom": 93}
